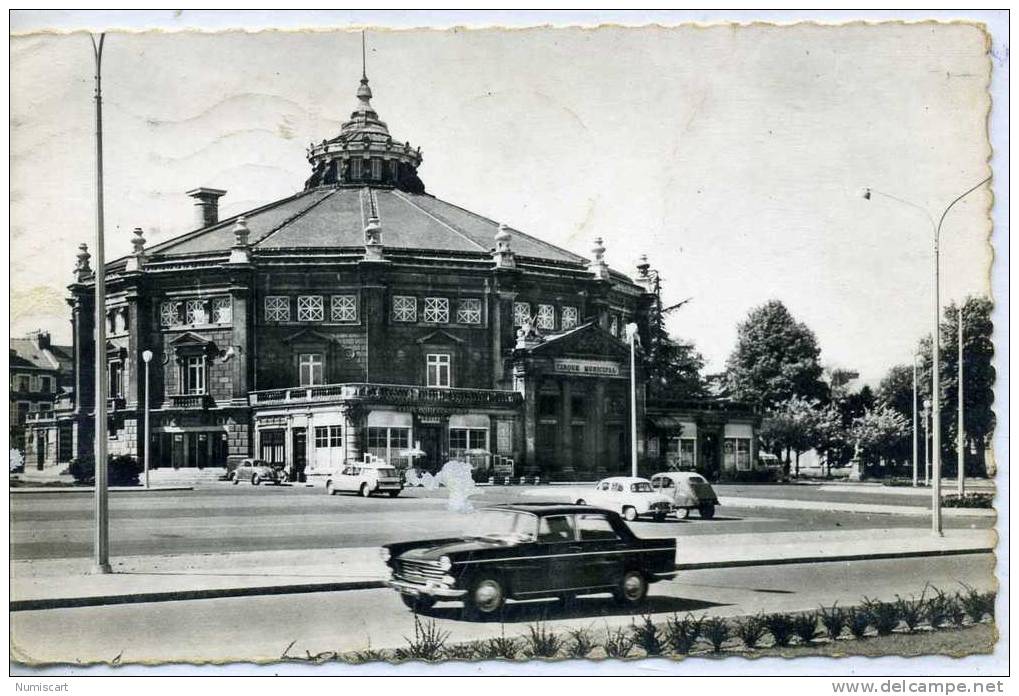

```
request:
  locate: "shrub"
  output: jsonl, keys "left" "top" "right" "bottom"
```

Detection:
{"left": 925, "top": 588, "right": 955, "bottom": 629}
{"left": 818, "top": 603, "right": 847, "bottom": 641}
{"left": 476, "top": 629, "right": 520, "bottom": 660}
{"left": 763, "top": 613, "right": 795, "bottom": 647}
{"left": 734, "top": 613, "right": 767, "bottom": 649}
{"left": 603, "top": 626, "right": 634, "bottom": 659}
{"left": 894, "top": 591, "right": 927, "bottom": 633}
{"left": 630, "top": 615, "right": 666, "bottom": 656}
{"left": 346, "top": 642, "right": 389, "bottom": 664}
{"left": 863, "top": 597, "right": 900, "bottom": 636}
{"left": 442, "top": 642, "right": 478, "bottom": 661}
{"left": 68, "top": 454, "right": 143, "bottom": 486}
{"left": 399, "top": 614, "right": 450, "bottom": 661}
{"left": 791, "top": 612, "right": 819, "bottom": 645}
{"left": 701, "top": 617, "right": 731, "bottom": 653}
{"left": 958, "top": 585, "right": 995, "bottom": 623}
{"left": 846, "top": 607, "right": 871, "bottom": 639}
{"left": 565, "top": 628, "right": 597, "bottom": 658}
{"left": 665, "top": 613, "right": 704, "bottom": 655}
{"left": 523, "top": 622, "right": 563, "bottom": 659}
{"left": 942, "top": 493, "right": 994, "bottom": 509}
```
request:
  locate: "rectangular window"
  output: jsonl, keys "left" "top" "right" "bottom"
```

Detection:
{"left": 160, "top": 301, "right": 181, "bottom": 327}
{"left": 371, "top": 158, "right": 382, "bottom": 180}
{"left": 577, "top": 514, "right": 620, "bottom": 541}
{"left": 184, "top": 356, "right": 206, "bottom": 395}
{"left": 211, "top": 297, "right": 232, "bottom": 324}
{"left": 185, "top": 299, "right": 208, "bottom": 325}
{"left": 313, "top": 426, "right": 342, "bottom": 449}
{"left": 366, "top": 427, "right": 411, "bottom": 467}
{"left": 314, "top": 426, "right": 329, "bottom": 448}
{"left": 449, "top": 428, "right": 488, "bottom": 453}
{"left": 392, "top": 295, "right": 417, "bottom": 322}
{"left": 561, "top": 305, "right": 579, "bottom": 331}
{"left": 666, "top": 437, "right": 696, "bottom": 469}
{"left": 350, "top": 158, "right": 363, "bottom": 180}
{"left": 38, "top": 376, "right": 53, "bottom": 393}
{"left": 16, "top": 374, "right": 30, "bottom": 392}
{"left": 457, "top": 298, "right": 482, "bottom": 324}
{"left": 329, "top": 425, "right": 343, "bottom": 447}
{"left": 299, "top": 353, "right": 324, "bottom": 386}
{"left": 331, "top": 295, "right": 358, "bottom": 323}
{"left": 426, "top": 353, "right": 451, "bottom": 388}
{"left": 264, "top": 296, "right": 290, "bottom": 322}
{"left": 513, "top": 301, "right": 530, "bottom": 327}
{"left": 16, "top": 402, "right": 30, "bottom": 423}
{"left": 724, "top": 438, "right": 752, "bottom": 471}
{"left": 536, "top": 303, "right": 555, "bottom": 330}
{"left": 259, "top": 429, "right": 286, "bottom": 464}
{"left": 609, "top": 315, "right": 619, "bottom": 337}
{"left": 108, "top": 361, "right": 123, "bottom": 398}
{"left": 297, "top": 295, "right": 324, "bottom": 322}
{"left": 423, "top": 297, "right": 450, "bottom": 323}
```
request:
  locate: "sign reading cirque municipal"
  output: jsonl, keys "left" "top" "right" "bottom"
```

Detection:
{"left": 552, "top": 358, "right": 622, "bottom": 377}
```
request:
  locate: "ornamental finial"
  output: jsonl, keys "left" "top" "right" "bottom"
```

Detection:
{"left": 75, "top": 242, "right": 92, "bottom": 281}
{"left": 589, "top": 237, "right": 610, "bottom": 281}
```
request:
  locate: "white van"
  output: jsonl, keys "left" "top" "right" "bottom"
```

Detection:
{"left": 325, "top": 462, "right": 403, "bottom": 497}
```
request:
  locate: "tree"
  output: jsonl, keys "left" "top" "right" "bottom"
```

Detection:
{"left": 760, "top": 395, "right": 822, "bottom": 477}
{"left": 724, "top": 300, "right": 826, "bottom": 409}
{"left": 878, "top": 364, "right": 916, "bottom": 421}
{"left": 639, "top": 274, "right": 708, "bottom": 401}
{"left": 850, "top": 405, "right": 910, "bottom": 470}
{"left": 813, "top": 403, "right": 849, "bottom": 477}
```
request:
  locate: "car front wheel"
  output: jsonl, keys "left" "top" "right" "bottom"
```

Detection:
{"left": 613, "top": 570, "right": 648, "bottom": 606}
{"left": 251, "top": 474, "right": 260, "bottom": 485}
{"left": 465, "top": 577, "right": 506, "bottom": 620}
{"left": 325, "top": 481, "right": 335, "bottom": 496}
{"left": 622, "top": 506, "right": 638, "bottom": 522}
{"left": 575, "top": 499, "right": 586, "bottom": 505}
{"left": 675, "top": 507, "right": 690, "bottom": 520}
{"left": 359, "top": 483, "right": 370, "bottom": 497}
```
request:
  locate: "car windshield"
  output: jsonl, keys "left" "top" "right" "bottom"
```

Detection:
{"left": 631, "top": 482, "right": 653, "bottom": 493}
{"left": 466, "top": 510, "right": 537, "bottom": 543}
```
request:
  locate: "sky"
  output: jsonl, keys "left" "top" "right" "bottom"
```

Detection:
{"left": 9, "top": 20, "right": 995, "bottom": 384}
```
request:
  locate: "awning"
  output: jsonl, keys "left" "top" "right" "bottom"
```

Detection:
{"left": 649, "top": 416, "right": 685, "bottom": 430}
{"left": 448, "top": 414, "right": 490, "bottom": 429}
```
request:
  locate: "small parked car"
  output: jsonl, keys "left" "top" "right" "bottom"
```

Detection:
{"left": 325, "top": 462, "right": 403, "bottom": 497}
{"left": 650, "top": 471, "right": 720, "bottom": 519}
{"left": 574, "top": 476, "right": 673, "bottom": 521}
{"left": 382, "top": 503, "right": 677, "bottom": 618}
{"left": 230, "top": 458, "right": 287, "bottom": 486}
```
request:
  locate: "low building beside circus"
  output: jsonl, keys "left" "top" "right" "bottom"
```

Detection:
{"left": 11, "top": 332, "right": 74, "bottom": 469}
{"left": 646, "top": 400, "right": 763, "bottom": 481}
{"left": 30, "top": 67, "right": 758, "bottom": 482}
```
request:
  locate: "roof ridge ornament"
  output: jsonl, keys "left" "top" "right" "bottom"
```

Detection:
{"left": 492, "top": 223, "right": 516, "bottom": 269}
{"left": 228, "top": 216, "right": 252, "bottom": 265}
{"left": 125, "top": 227, "right": 146, "bottom": 272}
{"left": 589, "top": 236, "right": 611, "bottom": 281}
{"left": 74, "top": 242, "right": 92, "bottom": 281}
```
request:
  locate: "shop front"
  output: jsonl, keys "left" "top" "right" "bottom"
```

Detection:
{"left": 645, "top": 400, "right": 761, "bottom": 481}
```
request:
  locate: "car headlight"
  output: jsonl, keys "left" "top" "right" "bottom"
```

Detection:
{"left": 379, "top": 548, "right": 391, "bottom": 562}
{"left": 438, "top": 555, "right": 452, "bottom": 571}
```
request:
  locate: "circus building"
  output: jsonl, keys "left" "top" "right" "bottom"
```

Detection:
{"left": 27, "top": 65, "right": 759, "bottom": 483}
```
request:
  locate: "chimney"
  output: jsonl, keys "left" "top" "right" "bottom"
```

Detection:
{"left": 186, "top": 188, "right": 227, "bottom": 229}
{"left": 35, "top": 331, "right": 51, "bottom": 350}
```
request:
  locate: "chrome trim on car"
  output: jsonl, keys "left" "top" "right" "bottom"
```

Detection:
{"left": 454, "top": 546, "right": 676, "bottom": 564}
{"left": 386, "top": 579, "right": 466, "bottom": 598}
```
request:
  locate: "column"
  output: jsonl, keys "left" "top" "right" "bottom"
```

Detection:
{"left": 559, "top": 379, "right": 574, "bottom": 480}
{"left": 592, "top": 380, "right": 607, "bottom": 477}
{"left": 229, "top": 284, "right": 251, "bottom": 403}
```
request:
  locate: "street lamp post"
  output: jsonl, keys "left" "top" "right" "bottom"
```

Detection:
{"left": 912, "top": 355, "right": 920, "bottom": 487}
{"left": 142, "top": 350, "right": 153, "bottom": 489}
{"left": 923, "top": 399, "right": 932, "bottom": 486}
{"left": 957, "top": 307, "right": 965, "bottom": 497}
{"left": 626, "top": 323, "right": 639, "bottom": 478}
{"left": 90, "top": 32, "right": 111, "bottom": 574}
{"left": 863, "top": 175, "right": 990, "bottom": 536}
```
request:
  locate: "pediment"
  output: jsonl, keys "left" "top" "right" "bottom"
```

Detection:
{"left": 415, "top": 329, "right": 464, "bottom": 346}
{"left": 167, "top": 331, "right": 213, "bottom": 347}
{"left": 529, "top": 322, "right": 629, "bottom": 360}
{"left": 283, "top": 328, "right": 337, "bottom": 345}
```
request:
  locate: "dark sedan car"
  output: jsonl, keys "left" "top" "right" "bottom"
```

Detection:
{"left": 381, "top": 503, "right": 678, "bottom": 619}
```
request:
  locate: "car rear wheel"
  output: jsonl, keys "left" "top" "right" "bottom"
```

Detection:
{"left": 675, "top": 507, "right": 690, "bottom": 520}
{"left": 251, "top": 474, "right": 260, "bottom": 486}
{"left": 359, "top": 483, "right": 370, "bottom": 497}
{"left": 699, "top": 504, "right": 716, "bottom": 519}
{"left": 325, "top": 481, "right": 335, "bottom": 496}
{"left": 613, "top": 570, "right": 648, "bottom": 606}
{"left": 465, "top": 577, "right": 506, "bottom": 620}
{"left": 575, "top": 499, "right": 586, "bottom": 505}
{"left": 400, "top": 594, "right": 436, "bottom": 612}
{"left": 388, "top": 490, "right": 400, "bottom": 498}
{"left": 622, "top": 506, "right": 638, "bottom": 522}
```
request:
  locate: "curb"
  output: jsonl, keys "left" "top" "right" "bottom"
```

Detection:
{"left": 10, "top": 486, "right": 195, "bottom": 494}
{"left": 11, "top": 545, "right": 994, "bottom": 613}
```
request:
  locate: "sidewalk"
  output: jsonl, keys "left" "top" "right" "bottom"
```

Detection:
{"left": 10, "top": 527, "right": 995, "bottom": 611}
{"left": 719, "top": 495, "right": 997, "bottom": 517}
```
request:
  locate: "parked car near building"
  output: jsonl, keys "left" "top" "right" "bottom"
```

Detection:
{"left": 229, "top": 458, "right": 287, "bottom": 485}
{"left": 325, "top": 461, "right": 403, "bottom": 497}
{"left": 650, "top": 471, "right": 720, "bottom": 519}
{"left": 573, "top": 476, "right": 673, "bottom": 521}
{"left": 382, "top": 503, "right": 677, "bottom": 618}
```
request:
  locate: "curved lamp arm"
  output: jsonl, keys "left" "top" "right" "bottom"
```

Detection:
{"left": 935, "top": 175, "right": 992, "bottom": 241}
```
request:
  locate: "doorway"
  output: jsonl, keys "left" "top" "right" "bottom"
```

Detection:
{"left": 292, "top": 428, "right": 307, "bottom": 482}
{"left": 418, "top": 425, "right": 443, "bottom": 473}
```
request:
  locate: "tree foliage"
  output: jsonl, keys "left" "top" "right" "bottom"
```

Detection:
{"left": 640, "top": 278, "right": 709, "bottom": 401}
{"left": 850, "top": 405, "right": 911, "bottom": 467}
{"left": 724, "top": 300, "right": 826, "bottom": 409}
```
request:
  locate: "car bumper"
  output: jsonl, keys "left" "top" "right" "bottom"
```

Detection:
{"left": 386, "top": 579, "right": 466, "bottom": 599}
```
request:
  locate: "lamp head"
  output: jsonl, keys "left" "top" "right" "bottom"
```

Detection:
{"left": 923, "top": 398, "right": 932, "bottom": 409}
{"left": 862, "top": 188, "right": 872, "bottom": 200}
{"left": 142, "top": 349, "right": 153, "bottom": 363}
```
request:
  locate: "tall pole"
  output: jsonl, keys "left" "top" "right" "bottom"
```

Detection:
{"left": 90, "top": 33, "right": 111, "bottom": 573}
{"left": 957, "top": 307, "right": 965, "bottom": 497}
{"left": 931, "top": 230, "right": 942, "bottom": 534}
{"left": 143, "top": 351, "right": 152, "bottom": 489}
{"left": 923, "top": 400, "right": 931, "bottom": 486}
{"left": 912, "top": 357, "right": 918, "bottom": 487}
{"left": 629, "top": 328, "right": 638, "bottom": 478}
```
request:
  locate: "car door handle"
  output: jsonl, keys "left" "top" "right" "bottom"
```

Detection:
{"left": 565, "top": 545, "right": 584, "bottom": 553}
